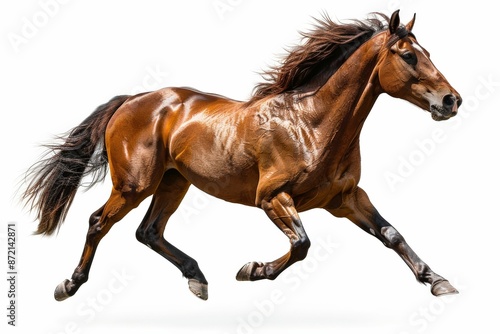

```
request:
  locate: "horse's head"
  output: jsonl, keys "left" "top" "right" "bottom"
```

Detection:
{"left": 377, "top": 10, "right": 461, "bottom": 121}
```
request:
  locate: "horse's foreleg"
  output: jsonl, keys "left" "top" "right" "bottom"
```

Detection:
{"left": 136, "top": 170, "right": 208, "bottom": 300}
{"left": 327, "top": 187, "right": 458, "bottom": 296}
{"left": 236, "top": 192, "right": 311, "bottom": 281}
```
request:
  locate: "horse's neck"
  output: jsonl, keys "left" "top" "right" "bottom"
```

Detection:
{"left": 309, "top": 34, "right": 385, "bottom": 150}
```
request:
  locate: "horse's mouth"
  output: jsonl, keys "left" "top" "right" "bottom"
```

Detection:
{"left": 430, "top": 105, "right": 457, "bottom": 121}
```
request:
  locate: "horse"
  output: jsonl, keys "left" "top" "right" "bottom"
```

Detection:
{"left": 23, "top": 10, "right": 462, "bottom": 302}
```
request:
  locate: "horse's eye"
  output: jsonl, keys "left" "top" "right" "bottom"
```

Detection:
{"left": 401, "top": 52, "right": 417, "bottom": 66}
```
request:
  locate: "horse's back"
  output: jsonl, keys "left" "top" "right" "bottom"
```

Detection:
{"left": 106, "top": 86, "right": 241, "bottom": 147}
{"left": 105, "top": 87, "right": 259, "bottom": 205}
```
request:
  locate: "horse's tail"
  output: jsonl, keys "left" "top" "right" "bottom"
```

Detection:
{"left": 23, "top": 95, "right": 130, "bottom": 236}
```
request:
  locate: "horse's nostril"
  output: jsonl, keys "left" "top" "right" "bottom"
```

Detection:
{"left": 443, "top": 94, "right": 456, "bottom": 107}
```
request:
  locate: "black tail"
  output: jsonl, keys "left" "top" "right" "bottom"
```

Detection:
{"left": 23, "top": 95, "right": 130, "bottom": 235}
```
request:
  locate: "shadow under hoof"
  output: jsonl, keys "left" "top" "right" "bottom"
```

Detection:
{"left": 188, "top": 279, "right": 208, "bottom": 300}
{"left": 54, "top": 279, "right": 71, "bottom": 301}
{"left": 431, "top": 280, "right": 459, "bottom": 296}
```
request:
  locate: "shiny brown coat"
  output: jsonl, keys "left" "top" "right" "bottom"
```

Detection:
{"left": 24, "top": 11, "right": 461, "bottom": 301}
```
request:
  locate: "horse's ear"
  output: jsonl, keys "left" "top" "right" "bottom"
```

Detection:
{"left": 389, "top": 10, "right": 401, "bottom": 34}
{"left": 406, "top": 13, "right": 416, "bottom": 32}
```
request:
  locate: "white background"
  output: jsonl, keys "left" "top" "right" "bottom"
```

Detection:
{"left": 2, "top": 1, "right": 499, "bottom": 333}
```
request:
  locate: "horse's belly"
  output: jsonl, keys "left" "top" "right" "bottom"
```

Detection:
{"left": 169, "top": 124, "right": 259, "bottom": 206}
{"left": 292, "top": 182, "right": 336, "bottom": 212}
{"left": 175, "top": 161, "right": 259, "bottom": 207}
{"left": 192, "top": 171, "right": 259, "bottom": 206}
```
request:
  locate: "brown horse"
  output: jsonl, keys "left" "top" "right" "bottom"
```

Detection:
{"left": 23, "top": 11, "right": 461, "bottom": 302}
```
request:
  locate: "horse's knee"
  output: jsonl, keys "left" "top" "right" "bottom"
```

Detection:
{"left": 380, "top": 226, "right": 405, "bottom": 248}
{"left": 136, "top": 226, "right": 159, "bottom": 247}
{"left": 292, "top": 236, "right": 311, "bottom": 261}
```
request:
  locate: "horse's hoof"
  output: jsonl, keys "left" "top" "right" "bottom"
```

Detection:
{"left": 188, "top": 279, "right": 208, "bottom": 300}
{"left": 236, "top": 262, "right": 261, "bottom": 281}
{"left": 54, "top": 279, "right": 71, "bottom": 301}
{"left": 431, "top": 280, "right": 459, "bottom": 296}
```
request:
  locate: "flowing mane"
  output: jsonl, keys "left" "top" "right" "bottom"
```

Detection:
{"left": 250, "top": 13, "right": 390, "bottom": 102}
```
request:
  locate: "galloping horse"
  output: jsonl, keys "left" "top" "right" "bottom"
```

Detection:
{"left": 24, "top": 11, "right": 461, "bottom": 301}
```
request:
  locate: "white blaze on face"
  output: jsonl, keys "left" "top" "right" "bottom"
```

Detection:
{"left": 411, "top": 40, "right": 443, "bottom": 109}
{"left": 411, "top": 42, "right": 429, "bottom": 60}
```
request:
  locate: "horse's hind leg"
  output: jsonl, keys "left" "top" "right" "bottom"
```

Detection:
{"left": 236, "top": 192, "right": 311, "bottom": 281}
{"left": 54, "top": 186, "right": 153, "bottom": 301}
{"left": 136, "top": 170, "right": 209, "bottom": 300}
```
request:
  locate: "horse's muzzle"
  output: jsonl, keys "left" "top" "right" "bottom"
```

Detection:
{"left": 430, "top": 93, "right": 461, "bottom": 121}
